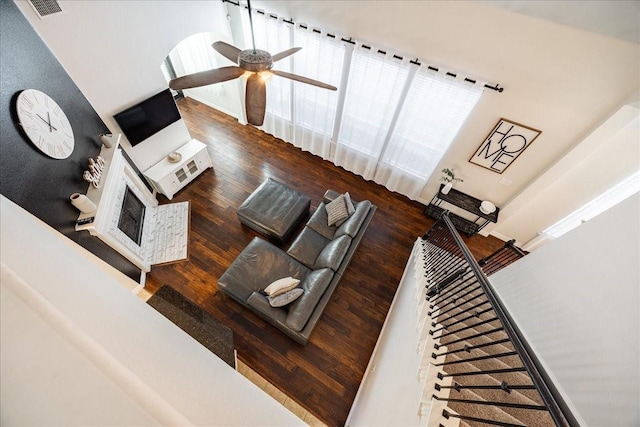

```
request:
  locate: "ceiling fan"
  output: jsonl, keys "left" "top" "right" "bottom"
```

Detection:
{"left": 168, "top": 0, "right": 337, "bottom": 126}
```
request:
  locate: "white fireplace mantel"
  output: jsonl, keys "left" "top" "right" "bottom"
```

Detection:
{"left": 75, "top": 143, "right": 190, "bottom": 276}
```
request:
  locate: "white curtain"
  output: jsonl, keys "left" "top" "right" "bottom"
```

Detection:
{"left": 334, "top": 46, "right": 411, "bottom": 180}
{"left": 373, "top": 67, "right": 483, "bottom": 199}
{"left": 237, "top": 7, "right": 486, "bottom": 201}
{"left": 290, "top": 25, "right": 344, "bottom": 160}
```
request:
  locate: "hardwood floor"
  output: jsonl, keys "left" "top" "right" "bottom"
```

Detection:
{"left": 144, "top": 98, "right": 505, "bottom": 426}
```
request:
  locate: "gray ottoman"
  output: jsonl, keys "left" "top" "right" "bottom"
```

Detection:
{"left": 237, "top": 178, "right": 311, "bottom": 244}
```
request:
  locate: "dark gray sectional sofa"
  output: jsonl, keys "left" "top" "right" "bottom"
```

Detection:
{"left": 217, "top": 190, "right": 376, "bottom": 345}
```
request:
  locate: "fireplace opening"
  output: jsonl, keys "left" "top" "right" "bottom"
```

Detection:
{"left": 118, "top": 187, "right": 145, "bottom": 245}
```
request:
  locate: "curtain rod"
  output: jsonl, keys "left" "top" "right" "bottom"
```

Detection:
{"left": 221, "top": 0, "right": 503, "bottom": 92}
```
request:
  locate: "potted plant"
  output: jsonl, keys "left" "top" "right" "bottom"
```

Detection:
{"left": 440, "top": 168, "right": 463, "bottom": 194}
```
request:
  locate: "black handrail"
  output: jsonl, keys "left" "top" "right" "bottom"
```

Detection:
{"left": 423, "top": 212, "right": 578, "bottom": 427}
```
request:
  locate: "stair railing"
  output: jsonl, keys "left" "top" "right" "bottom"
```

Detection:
{"left": 478, "top": 239, "right": 528, "bottom": 275}
{"left": 421, "top": 213, "right": 578, "bottom": 427}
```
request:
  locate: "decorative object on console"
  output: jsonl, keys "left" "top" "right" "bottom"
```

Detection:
{"left": 15, "top": 89, "right": 74, "bottom": 159}
{"left": 99, "top": 133, "right": 121, "bottom": 149}
{"left": 69, "top": 193, "right": 96, "bottom": 214}
{"left": 480, "top": 200, "right": 496, "bottom": 214}
{"left": 440, "top": 168, "right": 463, "bottom": 195}
{"left": 167, "top": 0, "right": 336, "bottom": 126}
{"left": 469, "top": 118, "right": 541, "bottom": 174}
{"left": 82, "top": 155, "right": 106, "bottom": 188}
{"left": 167, "top": 151, "right": 182, "bottom": 163}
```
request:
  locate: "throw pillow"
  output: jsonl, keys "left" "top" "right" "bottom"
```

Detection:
{"left": 264, "top": 277, "right": 300, "bottom": 297}
{"left": 326, "top": 193, "right": 355, "bottom": 227}
{"left": 344, "top": 192, "right": 356, "bottom": 216}
{"left": 268, "top": 288, "right": 304, "bottom": 307}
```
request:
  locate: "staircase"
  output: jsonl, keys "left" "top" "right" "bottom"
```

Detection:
{"left": 414, "top": 215, "right": 575, "bottom": 427}
{"left": 478, "top": 239, "right": 528, "bottom": 276}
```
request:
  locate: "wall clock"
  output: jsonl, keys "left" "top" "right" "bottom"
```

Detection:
{"left": 15, "top": 89, "right": 75, "bottom": 159}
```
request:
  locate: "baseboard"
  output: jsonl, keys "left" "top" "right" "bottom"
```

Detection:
{"left": 488, "top": 230, "right": 511, "bottom": 243}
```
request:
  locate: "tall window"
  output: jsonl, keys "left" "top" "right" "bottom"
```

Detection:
{"left": 239, "top": 8, "right": 484, "bottom": 201}
{"left": 544, "top": 171, "right": 640, "bottom": 238}
{"left": 335, "top": 47, "right": 410, "bottom": 180}
{"left": 374, "top": 67, "right": 483, "bottom": 198}
{"left": 291, "top": 25, "right": 344, "bottom": 159}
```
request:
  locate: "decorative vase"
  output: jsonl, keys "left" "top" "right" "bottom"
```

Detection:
{"left": 70, "top": 193, "right": 96, "bottom": 213}
{"left": 99, "top": 133, "right": 121, "bottom": 149}
{"left": 441, "top": 182, "right": 453, "bottom": 195}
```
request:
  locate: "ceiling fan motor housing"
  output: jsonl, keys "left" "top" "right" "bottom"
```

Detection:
{"left": 239, "top": 49, "right": 273, "bottom": 72}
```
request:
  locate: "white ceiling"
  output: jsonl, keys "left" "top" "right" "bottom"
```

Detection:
{"left": 483, "top": 0, "right": 640, "bottom": 44}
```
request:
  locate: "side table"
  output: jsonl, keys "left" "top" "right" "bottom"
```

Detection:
{"left": 424, "top": 184, "right": 499, "bottom": 236}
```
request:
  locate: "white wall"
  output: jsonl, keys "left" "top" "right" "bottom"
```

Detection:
{"left": 490, "top": 103, "right": 640, "bottom": 244}
{"left": 490, "top": 193, "right": 640, "bottom": 427}
{"left": 16, "top": 0, "right": 640, "bottom": 241}
{"left": 346, "top": 241, "right": 426, "bottom": 426}
{"left": 14, "top": 0, "right": 232, "bottom": 172}
{"left": 0, "top": 196, "right": 305, "bottom": 426}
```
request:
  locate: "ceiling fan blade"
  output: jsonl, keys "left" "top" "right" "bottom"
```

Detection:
{"left": 271, "top": 47, "right": 302, "bottom": 62}
{"left": 245, "top": 73, "right": 266, "bottom": 126}
{"left": 271, "top": 70, "right": 337, "bottom": 91}
{"left": 212, "top": 41, "right": 242, "bottom": 64}
{"left": 169, "top": 66, "right": 244, "bottom": 90}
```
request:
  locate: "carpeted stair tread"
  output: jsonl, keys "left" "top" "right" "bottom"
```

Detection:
{"left": 445, "top": 388, "right": 531, "bottom": 427}
{"left": 424, "top": 242, "right": 556, "bottom": 426}
{"left": 440, "top": 332, "right": 544, "bottom": 404}
{"left": 446, "top": 387, "right": 555, "bottom": 427}
{"left": 442, "top": 354, "right": 543, "bottom": 406}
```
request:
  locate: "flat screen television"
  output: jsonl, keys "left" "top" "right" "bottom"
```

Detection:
{"left": 114, "top": 89, "right": 181, "bottom": 147}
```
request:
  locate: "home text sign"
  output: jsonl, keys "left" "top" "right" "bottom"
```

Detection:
{"left": 469, "top": 118, "right": 541, "bottom": 174}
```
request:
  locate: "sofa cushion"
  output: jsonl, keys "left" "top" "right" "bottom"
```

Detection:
{"left": 286, "top": 227, "right": 330, "bottom": 269}
{"left": 305, "top": 203, "right": 336, "bottom": 240}
{"left": 268, "top": 288, "right": 304, "bottom": 307}
{"left": 334, "top": 200, "right": 372, "bottom": 239}
{"left": 313, "top": 234, "right": 352, "bottom": 271}
{"left": 325, "top": 193, "right": 355, "bottom": 226}
{"left": 217, "top": 237, "right": 310, "bottom": 303}
{"left": 264, "top": 277, "right": 300, "bottom": 297}
{"left": 247, "top": 292, "right": 287, "bottom": 324}
{"left": 285, "top": 268, "right": 334, "bottom": 332}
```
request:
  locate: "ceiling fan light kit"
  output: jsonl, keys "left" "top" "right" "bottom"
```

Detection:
{"left": 168, "top": 0, "right": 336, "bottom": 126}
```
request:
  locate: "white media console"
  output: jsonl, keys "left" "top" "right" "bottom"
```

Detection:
{"left": 143, "top": 138, "right": 212, "bottom": 200}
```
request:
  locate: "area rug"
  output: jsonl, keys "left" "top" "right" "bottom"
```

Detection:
{"left": 146, "top": 285, "right": 235, "bottom": 368}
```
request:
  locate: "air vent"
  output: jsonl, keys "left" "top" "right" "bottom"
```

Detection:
{"left": 29, "top": 0, "right": 62, "bottom": 18}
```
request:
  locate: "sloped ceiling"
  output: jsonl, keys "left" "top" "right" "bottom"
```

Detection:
{"left": 484, "top": 0, "right": 640, "bottom": 43}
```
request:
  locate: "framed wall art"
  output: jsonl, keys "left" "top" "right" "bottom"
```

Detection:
{"left": 469, "top": 118, "right": 541, "bottom": 174}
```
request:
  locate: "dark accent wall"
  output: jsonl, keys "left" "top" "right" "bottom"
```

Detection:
{"left": 0, "top": 0, "right": 141, "bottom": 281}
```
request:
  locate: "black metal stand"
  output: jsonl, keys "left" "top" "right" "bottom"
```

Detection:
{"left": 424, "top": 184, "right": 499, "bottom": 236}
